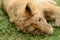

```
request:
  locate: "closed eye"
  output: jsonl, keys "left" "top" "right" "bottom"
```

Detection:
{"left": 39, "top": 18, "right": 41, "bottom": 22}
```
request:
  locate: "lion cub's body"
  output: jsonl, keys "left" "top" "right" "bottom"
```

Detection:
{"left": 2, "top": 0, "right": 60, "bottom": 35}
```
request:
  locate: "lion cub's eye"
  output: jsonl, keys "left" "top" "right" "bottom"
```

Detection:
{"left": 39, "top": 18, "right": 41, "bottom": 22}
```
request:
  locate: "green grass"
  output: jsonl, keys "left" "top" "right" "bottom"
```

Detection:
{"left": 0, "top": 0, "right": 60, "bottom": 40}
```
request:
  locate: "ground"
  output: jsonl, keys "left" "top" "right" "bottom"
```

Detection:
{"left": 0, "top": 0, "right": 60, "bottom": 40}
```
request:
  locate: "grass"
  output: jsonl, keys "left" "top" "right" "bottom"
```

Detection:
{"left": 0, "top": 0, "right": 60, "bottom": 40}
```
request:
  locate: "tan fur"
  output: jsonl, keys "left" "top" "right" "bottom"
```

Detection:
{"left": 38, "top": 2, "right": 60, "bottom": 27}
{"left": 0, "top": 0, "right": 2, "bottom": 7}
{"left": 2, "top": 0, "right": 60, "bottom": 35}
